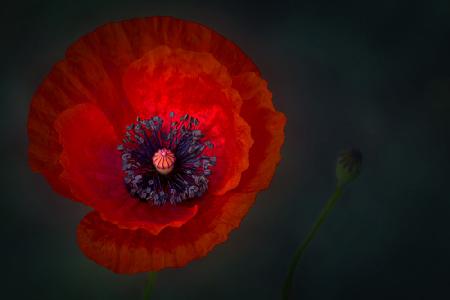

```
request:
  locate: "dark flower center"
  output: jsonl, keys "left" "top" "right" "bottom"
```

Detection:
{"left": 117, "top": 113, "right": 216, "bottom": 205}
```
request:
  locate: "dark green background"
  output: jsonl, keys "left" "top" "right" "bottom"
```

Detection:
{"left": 1, "top": 0, "right": 449, "bottom": 299}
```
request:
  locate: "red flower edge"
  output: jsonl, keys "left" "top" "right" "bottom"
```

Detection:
{"left": 28, "top": 16, "right": 286, "bottom": 273}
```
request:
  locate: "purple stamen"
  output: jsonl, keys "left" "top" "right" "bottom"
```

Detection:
{"left": 117, "top": 112, "right": 216, "bottom": 205}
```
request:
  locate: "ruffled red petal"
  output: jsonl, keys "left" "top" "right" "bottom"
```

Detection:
{"left": 232, "top": 72, "right": 287, "bottom": 193}
{"left": 28, "top": 61, "right": 89, "bottom": 198}
{"left": 123, "top": 46, "right": 253, "bottom": 195}
{"left": 119, "top": 17, "right": 259, "bottom": 75}
{"left": 56, "top": 103, "right": 197, "bottom": 235}
{"left": 78, "top": 191, "right": 256, "bottom": 273}
{"left": 28, "top": 60, "right": 135, "bottom": 199}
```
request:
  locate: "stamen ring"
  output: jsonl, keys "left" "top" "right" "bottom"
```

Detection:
{"left": 117, "top": 112, "right": 216, "bottom": 205}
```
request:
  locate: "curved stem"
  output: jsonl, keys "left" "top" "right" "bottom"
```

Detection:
{"left": 282, "top": 185, "right": 343, "bottom": 299}
{"left": 143, "top": 272, "right": 157, "bottom": 300}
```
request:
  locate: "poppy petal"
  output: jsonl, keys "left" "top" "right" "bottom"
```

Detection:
{"left": 28, "top": 49, "right": 135, "bottom": 198}
{"left": 56, "top": 103, "right": 198, "bottom": 235}
{"left": 119, "top": 17, "right": 259, "bottom": 75}
{"left": 77, "top": 191, "right": 256, "bottom": 273}
{"left": 232, "top": 72, "right": 287, "bottom": 193}
{"left": 27, "top": 60, "right": 89, "bottom": 198}
{"left": 123, "top": 46, "right": 254, "bottom": 195}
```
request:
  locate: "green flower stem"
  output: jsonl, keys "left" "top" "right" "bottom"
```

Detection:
{"left": 143, "top": 272, "right": 157, "bottom": 300}
{"left": 282, "top": 185, "right": 343, "bottom": 300}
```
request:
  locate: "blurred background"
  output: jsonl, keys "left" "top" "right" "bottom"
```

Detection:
{"left": 1, "top": 0, "right": 450, "bottom": 299}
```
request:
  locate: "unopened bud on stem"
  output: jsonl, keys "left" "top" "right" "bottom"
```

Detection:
{"left": 336, "top": 148, "right": 362, "bottom": 187}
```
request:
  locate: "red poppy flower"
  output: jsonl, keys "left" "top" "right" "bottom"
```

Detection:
{"left": 28, "top": 16, "right": 286, "bottom": 274}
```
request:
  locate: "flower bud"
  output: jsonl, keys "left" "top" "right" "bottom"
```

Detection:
{"left": 336, "top": 148, "right": 362, "bottom": 187}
